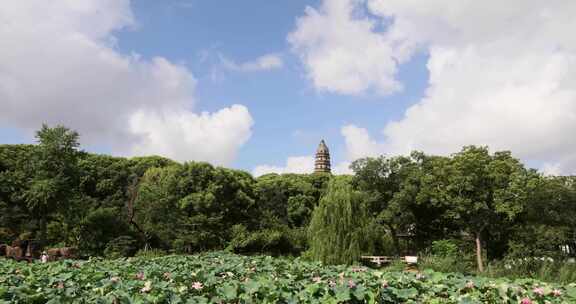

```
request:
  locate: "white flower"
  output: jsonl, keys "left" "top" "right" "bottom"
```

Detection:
{"left": 140, "top": 281, "right": 152, "bottom": 293}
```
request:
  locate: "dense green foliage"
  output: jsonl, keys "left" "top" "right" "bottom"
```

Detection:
{"left": 1, "top": 252, "right": 575, "bottom": 303}
{"left": 308, "top": 177, "right": 370, "bottom": 265}
{"left": 1, "top": 125, "right": 575, "bottom": 271}
{"left": 350, "top": 149, "right": 576, "bottom": 271}
{"left": 0, "top": 126, "right": 328, "bottom": 258}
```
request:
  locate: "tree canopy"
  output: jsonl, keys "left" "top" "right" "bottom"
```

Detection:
{"left": 0, "top": 125, "right": 574, "bottom": 267}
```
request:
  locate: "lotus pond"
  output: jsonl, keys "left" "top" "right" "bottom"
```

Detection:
{"left": 1, "top": 252, "right": 575, "bottom": 303}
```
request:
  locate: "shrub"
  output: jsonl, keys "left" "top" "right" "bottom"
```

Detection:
{"left": 0, "top": 228, "right": 13, "bottom": 245}
{"left": 134, "top": 248, "right": 167, "bottom": 258}
{"left": 383, "top": 259, "right": 406, "bottom": 272}
{"left": 79, "top": 207, "right": 132, "bottom": 256}
{"left": 430, "top": 239, "right": 459, "bottom": 257}
{"left": 485, "top": 257, "right": 576, "bottom": 284}
{"left": 227, "top": 225, "right": 296, "bottom": 256}
{"left": 103, "top": 236, "right": 138, "bottom": 259}
{"left": 419, "top": 254, "right": 475, "bottom": 274}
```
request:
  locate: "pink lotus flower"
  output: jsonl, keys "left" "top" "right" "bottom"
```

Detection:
{"left": 312, "top": 276, "right": 322, "bottom": 283}
{"left": 192, "top": 281, "right": 203, "bottom": 290}
{"left": 135, "top": 272, "right": 145, "bottom": 280}
{"left": 520, "top": 298, "right": 532, "bottom": 304}
{"left": 552, "top": 289, "right": 562, "bottom": 297}
{"left": 347, "top": 280, "right": 356, "bottom": 288}
{"left": 533, "top": 287, "right": 544, "bottom": 296}
{"left": 110, "top": 276, "right": 120, "bottom": 283}
{"left": 57, "top": 282, "right": 65, "bottom": 289}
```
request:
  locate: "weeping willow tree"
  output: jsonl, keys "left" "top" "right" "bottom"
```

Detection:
{"left": 308, "top": 177, "right": 371, "bottom": 265}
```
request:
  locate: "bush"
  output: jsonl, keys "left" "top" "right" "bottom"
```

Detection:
{"left": 382, "top": 260, "right": 406, "bottom": 272}
{"left": 419, "top": 254, "right": 475, "bottom": 274}
{"left": 134, "top": 248, "right": 167, "bottom": 258}
{"left": 103, "top": 236, "right": 138, "bottom": 259}
{"left": 557, "top": 262, "right": 576, "bottom": 283}
{"left": 0, "top": 228, "right": 13, "bottom": 245}
{"left": 430, "top": 239, "right": 458, "bottom": 257}
{"left": 79, "top": 207, "right": 132, "bottom": 256}
{"left": 227, "top": 225, "right": 297, "bottom": 256}
{"left": 485, "top": 257, "right": 576, "bottom": 284}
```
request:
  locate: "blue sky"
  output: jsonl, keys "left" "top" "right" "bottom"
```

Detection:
{"left": 115, "top": 0, "right": 429, "bottom": 171}
{"left": 0, "top": 0, "right": 428, "bottom": 172}
{"left": 2, "top": 0, "right": 575, "bottom": 175}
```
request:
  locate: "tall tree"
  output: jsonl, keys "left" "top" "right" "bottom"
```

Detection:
{"left": 135, "top": 162, "right": 257, "bottom": 253}
{"left": 0, "top": 145, "right": 36, "bottom": 242}
{"left": 308, "top": 177, "right": 369, "bottom": 265}
{"left": 447, "top": 146, "right": 535, "bottom": 271}
{"left": 510, "top": 175, "right": 576, "bottom": 258}
{"left": 25, "top": 124, "right": 80, "bottom": 243}
{"left": 351, "top": 154, "right": 421, "bottom": 255}
{"left": 403, "top": 153, "right": 457, "bottom": 249}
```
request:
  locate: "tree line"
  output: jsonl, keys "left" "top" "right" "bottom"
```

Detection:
{"left": 1, "top": 125, "right": 575, "bottom": 271}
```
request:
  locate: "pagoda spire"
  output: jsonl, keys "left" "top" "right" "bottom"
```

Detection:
{"left": 314, "top": 139, "right": 331, "bottom": 174}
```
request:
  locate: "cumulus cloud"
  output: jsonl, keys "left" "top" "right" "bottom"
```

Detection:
{"left": 541, "top": 163, "right": 563, "bottom": 176}
{"left": 253, "top": 156, "right": 315, "bottom": 177}
{"left": 252, "top": 155, "right": 352, "bottom": 177}
{"left": 293, "top": 0, "right": 576, "bottom": 174}
{"left": 130, "top": 105, "right": 253, "bottom": 165}
{"left": 0, "top": 0, "right": 253, "bottom": 165}
{"left": 288, "top": 0, "right": 404, "bottom": 95}
{"left": 341, "top": 125, "right": 384, "bottom": 160}
{"left": 220, "top": 53, "right": 283, "bottom": 72}
{"left": 332, "top": 161, "right": 353, "bottom": 175}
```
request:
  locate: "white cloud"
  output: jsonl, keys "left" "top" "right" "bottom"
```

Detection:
{"left": 220, "top": 53, "right": 283, "bottom": 72}
{"left": 0, "top": 0, "right": 253, "bottom": 165}
{"left": 253, "top": 156, "right": 315, "bottom": 177}
{"left": 341, "top": 124, "right": 384, "bottom": 160}
{"left": 332, "top": 161, "right": 353, "bottom": 175}
{"left": 252, "top": 155, "right": 352, "bottom": 177}
{"left": 541, "top": 163, "right": 563, "bottom": 176}
{"left": 288, "top": 0, "right": 405, "bottom": 95}
{"left": 293, "top": 0, "right": 576, "bottom": 174}
{"left": 129, "top": 105, "right": 253, "bottom": 165}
